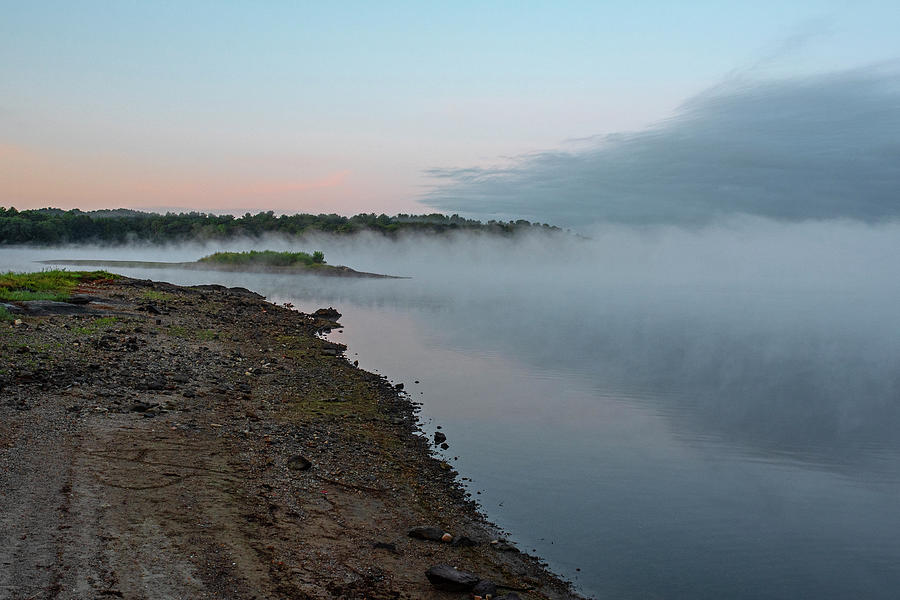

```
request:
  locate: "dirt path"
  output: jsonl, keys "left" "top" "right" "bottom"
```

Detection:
{"left": 0, "top": 277, "right": 582, "bottom": 599}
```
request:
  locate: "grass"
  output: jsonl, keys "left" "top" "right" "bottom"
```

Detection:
{"left": 0, "top": 270, "right": 118, "bottom": 302}
{"left": 0, "top": 306, "right": 14, "bottom": 322}
{"left": 73, "top": 316, "right": 118, "bottom": 335}
{"left": 141, "top": 289, "right": 176, "bottom": 302}
{"left": 198, "top": 250, "right": 326, "bottom": 267}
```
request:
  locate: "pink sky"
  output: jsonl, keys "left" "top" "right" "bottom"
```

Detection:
{"left": 0, "top": 142, "right": 428, "bottom": 215}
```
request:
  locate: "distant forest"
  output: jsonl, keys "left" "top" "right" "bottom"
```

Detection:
{"left": 0, "top": 207, "right": 560, "bottom": 245}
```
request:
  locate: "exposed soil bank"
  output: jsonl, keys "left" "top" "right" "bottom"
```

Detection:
{"left": 0, "top": 276, "right": 581, "bottom": 599}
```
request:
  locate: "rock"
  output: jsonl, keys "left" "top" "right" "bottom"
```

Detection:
{"left": 64, "top": 294, "right": 99, "bottom": 305}
{"left": 495, "top": 594, "right": 522, "bottom": 600}
{"left": 1, "top": 303, "right": 23, "bottom": 314}
{"left": 18, "top": 301, "right": 93, "bottom": 316}
{"left": 312, "top": 307, "right": 341, "bottom": 321}
{"left": 395, "top": 382, "right": 404, "bottom": 390}
{"left": 372, "top": 541, "right": 399, "bottom": 554}
{"left": 472, "top": 580, "right": 498, "bottom": 597}
{"left": 138, "top": 304, "right": 162, "bottom": 315}
{"left": 424, "top": 563, "right": 480, "bottom": 592}
{"left": 490, "top": 539, "right": 519, "bottom": 553}
{"left": 408, "top": 526, "right": 446, "bottom": 542}
{"left": 286, "top": 455, "right": 312, "bottom": 471}
{"left": 131, "top": 402, "right": 151, "bottom": 413}
{"left": 321, "top": 348, "right": 339, "bottom": 356}
{"left": 451, "top": 535, "right": 479, "bottom": 547}
{"left": 440, "top": 442, "right": 449, "bottom": 450}
{"left": 433, "top": 431, "right": 447, "bottom": 444}
{"left": 146, "top": 377, "right": 167, "bottom": 391}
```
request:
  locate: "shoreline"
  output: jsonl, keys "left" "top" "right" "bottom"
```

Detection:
{"left": 36, "top": 259, "right": 408, "bottom": 279}
{"left": 0, "top": 275, "right": 583, "bottom": 598}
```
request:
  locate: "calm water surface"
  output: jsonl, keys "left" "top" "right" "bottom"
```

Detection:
{"left": 4, "top": 229, "right": 900, "bottom": 599}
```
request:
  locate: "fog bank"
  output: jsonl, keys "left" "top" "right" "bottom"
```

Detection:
{"left": 424, "top": 63, "right": 900, "bottom": 226}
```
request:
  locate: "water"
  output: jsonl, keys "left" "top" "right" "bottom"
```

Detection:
{"left": 3, "top": 222, "right": 900, "bottom": 599}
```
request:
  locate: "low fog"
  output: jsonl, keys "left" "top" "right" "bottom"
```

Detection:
{"left": 425, "top": 63, "right": 900, "bottom": 226}
{"left": 5, "top": 218, "right": 900, "bottom": 471}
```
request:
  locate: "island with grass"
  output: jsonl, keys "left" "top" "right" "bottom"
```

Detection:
{"left": 39, "top": 249, "right": 405, "bottom": 278}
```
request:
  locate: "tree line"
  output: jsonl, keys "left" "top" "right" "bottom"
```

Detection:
{"left": 0, "top": 207, "right": 560, "bottom": 245}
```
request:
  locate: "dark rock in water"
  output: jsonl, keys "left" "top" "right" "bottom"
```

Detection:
{"left": 312, "top": 307, "right": 341, "bottom": 321}
{"left": 395, "top": 382, "right": 404, "bottom": 390}
{"left": 451, "top": 535, "right": 478, "bottom": 547}
{"left": 287, "top": 455, "right": 312, "bottom": 471}
{"left": 472, "top": 579, "right": 498, "bottom": 597}
{"left": 372, "top": 541, "right": 399, "bottom": 554}
{"left": 433, "top": 431, "right": 447, "bottom": 445}
{"left": 424, "top": 563, "right": 480, "bottom": 592}
{"left": 440, "top": 442, "right": 449, "bottom": 450}
{"left": 408, "top": 526, "right": 446, "bottom": 542}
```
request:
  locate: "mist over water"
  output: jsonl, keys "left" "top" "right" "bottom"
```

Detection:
{"left": 4, "top": 219, "right": 900, "bottom": 598}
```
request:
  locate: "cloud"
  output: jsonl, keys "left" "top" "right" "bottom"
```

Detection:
{"left": 423, "top": 62, "right": 900, "bottom": 226}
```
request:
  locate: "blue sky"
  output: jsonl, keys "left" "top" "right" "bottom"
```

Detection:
{"left": 1, "top": 1, "right": 897, "bottom": 216}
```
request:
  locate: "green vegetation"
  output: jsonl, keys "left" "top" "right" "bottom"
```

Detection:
{"left": 0, "top": 306, "right": 14, "bottom": 321}
{"left": 0, "top": 206, "right": 561, "bottom": 245}
{"left": 141, "top": 289, "right": 176, "bottom": 302}
{"left": 0, "top": 270, "right": 117, "bottom": 302}
{"left": 73, "top": 316, "right": 118, "bottom": 335}
{"left": 198, "top": 250, "right": 326, "bottom": 267}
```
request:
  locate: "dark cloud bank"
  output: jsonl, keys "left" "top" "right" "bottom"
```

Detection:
{"left": 425, "top": 63, "right": 900, "bottom": 226}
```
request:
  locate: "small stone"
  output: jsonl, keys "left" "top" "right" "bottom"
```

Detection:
{"left": 440, "top": 442, "right": 449, "bottom": 450}
{"left": 286, "top": 455, "right": 312, "bottom": 471}
{"left": 434, "top": 431, "right": 447, "bottom": 444}
{"left": 372, "top": 541, "right": 399, "bottom": 554}
{"left": 408, "top": 526, "right": 446, "bottom": 542}
{"left": 424, "top": 563, "right": 480, "bottom": 592}
{"left": 451, "top": 535, "right": 478, "bottom": 547}
{"left": 441, "top": 533, "right": 453, "bottom": 542}
{"left": 489, "top": 539, "right": 519, "bottom": 553}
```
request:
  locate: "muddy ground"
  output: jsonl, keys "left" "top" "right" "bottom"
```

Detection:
{"left": 0, "top": 276, "right": 582, "bottom": 599}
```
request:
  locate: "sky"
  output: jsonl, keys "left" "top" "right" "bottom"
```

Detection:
{"left": 1, "top": 1, "right": 898, "bottom": 220}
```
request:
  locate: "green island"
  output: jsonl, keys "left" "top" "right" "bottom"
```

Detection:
{"left": 38, "top": 250, "right": 402, "bottom": 278}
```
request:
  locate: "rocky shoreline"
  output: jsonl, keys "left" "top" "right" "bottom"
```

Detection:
{"left": 0, "top": 275, "right": 582, "bottom": 599}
